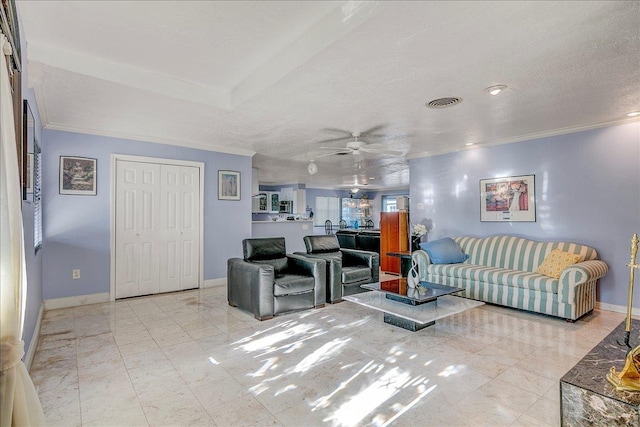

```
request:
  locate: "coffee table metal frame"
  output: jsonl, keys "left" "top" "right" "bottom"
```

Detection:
{"left": 343, "top": 280, "right": 484, "bottom": 331}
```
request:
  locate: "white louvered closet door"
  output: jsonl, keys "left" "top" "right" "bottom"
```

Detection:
{"left": 115, "top": 160, "right": 200, "bottom": 298}
{"left": 159, "top": 165, "right": 200, "bottom": 293}
{"left": 115, "top": 161, "right": 161, "bottom": 298}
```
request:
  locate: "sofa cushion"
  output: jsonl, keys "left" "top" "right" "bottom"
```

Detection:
{"left": 427, "top": 263, "right": 559, "bottom": 293}
{"left": 535, "top": 249, "right": 582, "bottom": 279}
{"left": 273, "top": 275, "right": 315, "bottom": 296}
{"left": 420, "top": 238, "right": 469, "bottom": 264}
{"left": 341, "top": 266, "right": 372, "bottom": 284}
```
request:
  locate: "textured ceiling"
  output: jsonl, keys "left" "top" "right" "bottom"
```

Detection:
{"left": 17, "top": 1, "right": 640, "bottom": 190}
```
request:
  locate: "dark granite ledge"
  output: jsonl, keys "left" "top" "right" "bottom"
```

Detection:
{"left": 561, "top": 319, "right": 640, "bottom": 407}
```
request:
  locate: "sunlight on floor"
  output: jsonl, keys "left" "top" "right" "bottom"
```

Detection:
{"left": 438, "top": 365, "right": 462, "bottom": 378}
{"left": 229, "top": 312, "right": 441, "bottom": 426}
{"left": 292, "top": 338, "right": 350, "bottom": 373}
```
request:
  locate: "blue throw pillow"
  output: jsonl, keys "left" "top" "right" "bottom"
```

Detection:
{"left": 419, "top": 238, "right": 469, "bottom": 264}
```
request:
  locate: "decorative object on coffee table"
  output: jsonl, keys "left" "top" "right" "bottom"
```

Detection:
{"left": 407, "top": 259, "right": 419, "bottom": 289}
{"left": 606, "top": 233, "right": 640, "bottom": 392}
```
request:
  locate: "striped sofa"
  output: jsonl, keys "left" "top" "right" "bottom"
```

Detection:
{"left": 412, "top": 235, "right": 608, "bottom": 320}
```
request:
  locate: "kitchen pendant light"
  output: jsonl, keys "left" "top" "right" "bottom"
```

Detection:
{"left": 307, "top": 160, "right": 318, "bottom": 175}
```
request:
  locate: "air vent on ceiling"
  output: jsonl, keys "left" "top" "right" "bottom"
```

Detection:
{"left": 426, "top": 97, "right": 463, "bottom": 109}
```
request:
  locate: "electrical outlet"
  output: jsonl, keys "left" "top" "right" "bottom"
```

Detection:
{"left": 72, "top": 269, "right": 80, "bottom": 280}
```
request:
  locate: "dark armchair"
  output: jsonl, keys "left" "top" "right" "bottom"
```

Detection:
{"left": 296, "top": 235, "right": 379, "bottom": 303}
{"left": 227, "top": 237, "right": 326, "bottom": 321}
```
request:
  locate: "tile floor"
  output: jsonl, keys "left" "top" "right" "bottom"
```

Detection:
{"left": 30, "top": 284, "right": 624, "bottom": 427}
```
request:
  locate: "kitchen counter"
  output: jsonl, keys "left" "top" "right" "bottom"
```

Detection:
{"left": 251, "top": 220, "right": 313, "bottom": 223}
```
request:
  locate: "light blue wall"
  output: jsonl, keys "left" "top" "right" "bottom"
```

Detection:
{"left": 42, "top": 129, "right": 252, "bottom": 300}
{"left": 409, "top": 122, "right": 640, "bottom": 307}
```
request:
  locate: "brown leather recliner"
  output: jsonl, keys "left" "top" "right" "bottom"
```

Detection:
{"left": 227, "top": 237, "right": 326, "bottom": 320}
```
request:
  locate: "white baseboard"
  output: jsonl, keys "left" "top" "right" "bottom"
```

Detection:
{"left": 596, "top": 301, "right": 640, "bottom": 317}
{"left": 44, "top": 292, "right": 110, "bottom": 310}
{"left": 25, "top": 303, "right": 44, "bottom": 372}
{"left": 204, "top": 278, "right": 226, "bottom": 288}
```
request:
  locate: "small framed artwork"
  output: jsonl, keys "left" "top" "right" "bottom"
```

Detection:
{"left": 218, "top": 170, "right": 240, "bottom": 200}
{"left": 60, "top": 156, "right": 97, "bottom": 195}
{"left": 26, "top": 153, "right": 34, "bottom": 194}
{"left": 480, "top": 174, "right": 535, "bottom": 222}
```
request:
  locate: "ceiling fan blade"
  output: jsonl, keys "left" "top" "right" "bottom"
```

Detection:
{"left": 321, "top": 127, "right": 353, "bottom": 135}
{"left": 359, "top": 124, "right": 388, "bottom": 137}
{"left": 318, "top": 146, "right": 352, "bottom": 152}
{"left": 314, "top": 151, "right": 344, "bottom": 159}
{"left": 360, "top": 148, "right": 403, "bottom": 155}
{"left": 316, "top": 135, "right": 353, "bottom": 144}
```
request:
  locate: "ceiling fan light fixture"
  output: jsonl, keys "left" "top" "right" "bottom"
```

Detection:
{"left": 350, "top": 188, "right": 360, "bottom": 194}
{"left": 485, "top": 84, "right": 507, "bottom": 95}
{"left": 307, "top": 160, "right": 318, "bottom": 175}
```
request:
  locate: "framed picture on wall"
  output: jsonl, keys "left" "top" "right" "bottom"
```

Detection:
{"left": 218, "top": 170, "right": 240, "bottom": 200}
{"left": 60, "top": 156, "right": 97, "bottom": 195}
{"left": 480, "top": 174, "right": 535, "bottom": 222}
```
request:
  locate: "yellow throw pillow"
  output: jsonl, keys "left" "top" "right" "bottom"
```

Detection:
{"left": 536, "top": 249, "right": 582, "bottom": 279}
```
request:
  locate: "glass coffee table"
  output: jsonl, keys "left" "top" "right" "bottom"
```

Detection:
{"left": 343, "top": 278, "right": 484, "bottom": 331}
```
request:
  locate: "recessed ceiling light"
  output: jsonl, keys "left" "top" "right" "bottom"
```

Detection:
{"left": 465, "top": 142, "right": 474, "bottom": 146}
{"left": 626, "top": 111, "right": 640, "bottom": 117}
{"left": 485, "top": 85, "right": 507, "bottom": 96}
{"left": 368, "top": 177, "right": 375, "bottom": 180}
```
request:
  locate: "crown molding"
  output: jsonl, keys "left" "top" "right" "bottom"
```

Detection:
{"left": 43, "top": 122, "right": 255, "bottom": 157}
{"left": 407, "top": 117, "right": 640, "bottom": 160}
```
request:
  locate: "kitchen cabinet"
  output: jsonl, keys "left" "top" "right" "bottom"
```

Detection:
{"left": 252, "top": 191, "right": 280, "bottom": 213}
{"left": 269, "top": 192, "right": 280, "bottom": 212}
{"left": 252, "top": 193, "right": 267, "bottom": 213}
{"left": 279, "top": 187, "right": 306, "bottom": 214}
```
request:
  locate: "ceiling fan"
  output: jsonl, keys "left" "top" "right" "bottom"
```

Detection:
{"left": 317, "top": 132, "right": 403, "bottom": 157}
